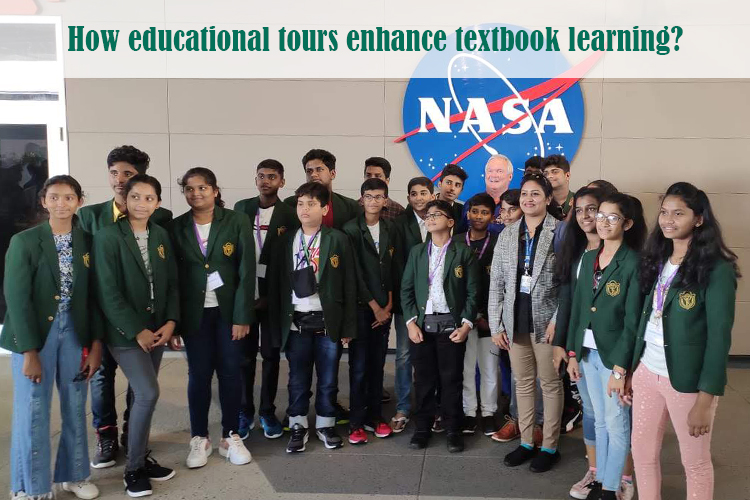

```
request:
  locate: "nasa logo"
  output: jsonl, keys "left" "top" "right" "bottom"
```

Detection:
{"left": 397, "top": 23, "right": 594, "bottom": 201}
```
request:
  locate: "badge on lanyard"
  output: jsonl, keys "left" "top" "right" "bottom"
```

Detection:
{"left": 520, "top": 225, "right": 534, "bottom": 295}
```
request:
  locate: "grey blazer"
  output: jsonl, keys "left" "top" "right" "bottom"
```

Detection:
{"left": 488, "top": 213, "right": 559, "bottom": 344}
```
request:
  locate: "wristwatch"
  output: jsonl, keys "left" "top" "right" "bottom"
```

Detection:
{"left": 612, "top": 370, "right": 626, "bottom": 380}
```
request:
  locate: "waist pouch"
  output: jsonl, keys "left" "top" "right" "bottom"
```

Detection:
{"left": 423, "top": 313, "right": 456, "bottom": 334}
{"left": 293, "top": 311, "right": 326, "bottom": 335}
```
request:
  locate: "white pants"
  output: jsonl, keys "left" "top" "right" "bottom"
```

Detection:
{"left": 462, "top": 329, "right": 499, "bottom": 417}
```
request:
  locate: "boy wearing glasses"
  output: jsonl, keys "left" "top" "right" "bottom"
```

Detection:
{"left": 343, "top": 178, "right": 401, "bottom": 444}
{"left": 542, "top": 154, "right": 575, "bottom": 220}
{"left": 401, "top": 200, "right": 479, "bottom": 453}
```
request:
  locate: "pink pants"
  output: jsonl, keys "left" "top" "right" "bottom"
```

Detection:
{"left": 631, "top": 364, "right": 718, "bottom": 500}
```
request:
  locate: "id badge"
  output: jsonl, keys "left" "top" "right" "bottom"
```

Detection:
{"left": 207, "top": 271, "right": 224, "bottom": 291}
{"left": 425, "top": 299, "right": 433, "bottom": 315}
{"left": 257, "top": 263, "right": 267, "bottom": 279}
{"left": 519, "top": 274, "right": 532, "bottom": 295}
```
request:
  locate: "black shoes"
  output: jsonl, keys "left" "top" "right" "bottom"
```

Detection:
{"left": 144, "top": 452, "right": 175, "bottom": 481}
{"left": 91, "top": 426, "right": 118, "bottom": 469}
{"left": 286, "top": 424, "right": 309, "bottom": 453}
{"left": 123, "top": 468, "right": 152, "bottom": 498}
{"left": 585, "top": 481, "right": 603, "bottom": 500}
{"left": 408, "top": 430, "right": 431, "bottom": 449}
{"left": 334, "top": 403, "right": 350, "bottom": 425}
{"left": 461, "top": 416, "right": 477, "bottom": 435}
{"left": 446, "top": 432, "right": 464, "bottom": 453}
{"left": 481, "top": 415, "right": 498, "bottom": 436}
{"left": 530, "top": 449, "right": 561, "bottom": 473}
{"left": 504, "top": 445, "right": 537, "bottom": 467}
{"left": 316, "top": 426, "right": 344, "bottom": 449}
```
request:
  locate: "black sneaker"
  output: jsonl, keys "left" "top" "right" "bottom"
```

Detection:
{"left": 561, "top": 402, "right": 583, "bottom": 434}
{"left": 286, "top": 424, "right": 309, "bottom": 453}
{"left": 529, "top": 449, "right": 561, "bottom": 473}
{"left": 381, "top": 389, "right": 392, "bottom": 403}
{"left": 481, "top": 415, "right": 498, "bottom": 436}
{"left": 462, "top": 416, "right": 477, "bottom": 435}
{"left": 144, "top": 452, "right": 175, "bottom": 481}
{"left": 408, "top": 430, "right": 431, "bottom": 450}
{"left": 334, "top": 403, "right": 350, "bottom": 425}
{"left": 446, "top": 432, "right": 465, "bottom": 453}
{"left": 123, "top": 468, "right": 152, "bottom": 498}
{"left": 600, "top": 490, "right": 617, "bottom": 500}
{"left": 585, "top": 481, "right": 603, "bottom": 500}
{"left": 91, "top": 426, "right": 118, "bottom": 468}
{"left": 503, "top": 445, "right": 537, "bottom": 467}
{"left": 316, "top": 426, "right": 344, "bottom": 449}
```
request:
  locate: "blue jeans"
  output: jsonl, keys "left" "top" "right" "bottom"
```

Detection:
{"left": 183, "top": 307, "right": 243, "bottom": 438}
{"left": 510, "top": 374, "right": 544, "bottom": 425}
{"left": 90, "top": 339, "right": 133, "bottom": 431}
{"left": 393, "top": 313, "right": 412, "bottom": 416}
{"left": 581, "top": 349, "right": 631, "bottom": 492}
{"left": 10, "top": 310, "right": 89, "bottom": 496}
{"left": 348, "top": 307, "right": 391, "bottom": 427}
{"left": 286, "top": 328, "right": 342, "bottom": 429}
{"left": 576, "top": 363, "right": 597, "bottom": 446}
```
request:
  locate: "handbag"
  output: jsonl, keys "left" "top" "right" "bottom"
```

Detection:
{"left": 423, "top": 313, "right": 456, "bottom": 334}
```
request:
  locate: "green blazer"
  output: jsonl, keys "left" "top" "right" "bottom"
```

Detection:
{"left": 553, "top": 250, "right": 594, "bottom": 349}
{"left": 267, "top": 226, "right": 357, "bottom": 348}
{"left": 78, "top": 198, "right": 172, "bottom": 234}
{"left": 233, "top": 197, "right": 299, "bottom": 298}
{"left": 168, "top": 206, "right": 255, "bottom": 336}
{"left": 566, "top": 244, "right": 643, "bottom": 369}
{"left": 342, "top": 214, "right": 401, "bottom": 308}
{"left": 392, "top": 206, "right": 431, "bottom": 314}
{"left": 93, "top": 218, "right": 180, "bottom": 347}
{"left": 284, "top": 191, "right": 360, "bottom": 230}
{"left": 631, "top": 260, "right": 736, "bottom": 395}
{"left": 452, "top": 231, "right": 498, "bottom": 320}
{"left": 400, "top": 239, "right": 479, "bottom": 328}
{"left": 0, "top": 222, "right": 97, "bottom": 353}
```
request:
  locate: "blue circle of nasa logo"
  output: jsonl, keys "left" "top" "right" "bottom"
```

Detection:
{"left": 398, "top": 23, "right": 587, "bottom": 201}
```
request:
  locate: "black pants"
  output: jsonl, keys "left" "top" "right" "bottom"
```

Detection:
{"left": 348, "top": 307, "right": 391, "bottom": 427}
{"left": 241, "top": 319, "right": 281, "bottom": 419}
{"left": 411, "top": 326, "right": 465, "bottom": 433}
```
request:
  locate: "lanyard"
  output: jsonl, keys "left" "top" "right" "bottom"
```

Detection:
{"left": 522, "top": 222, "right": 535, "bottom": 275}
{"left": 428, "top": 240, "right": 450, "bottom": 285}
{"left": 193, "top": 221, "right": 208, "bottom": 257}
{"left": 592, "top": 245, "right": 605, "bottom": 290}
{"left": 655, "top": 261, "right": 680, "bottom": 318}
{"left": 466, "top": 232, "right": 490, "bottom": 260}
{"left": 296, "top": 229, "right": 320, "bottom": 269}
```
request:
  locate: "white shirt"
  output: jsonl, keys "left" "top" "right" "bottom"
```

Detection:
{"left": 196, "top": 222, "right": 219, "bottom": 308}
{"left": 414, "top": 211, "right": 427, "bottom": 242}
{"left": 642, "top": 260, "right": 680, "bottom": 378}
{"left": 253, "top": 206, "right": 274, "bottom": 299}
{"left": 426, "top": 241, "right": 450, "bottom": 314}
{"left": 367, "top": 221, "right": 380, "bottom": 252}
{"left": 291, "top": 228, "right": 323, "bottom": 316}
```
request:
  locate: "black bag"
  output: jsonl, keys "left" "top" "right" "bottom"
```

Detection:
{"left": 423, "top": 313, "right": 456, "bottom": 334}
{"left": 293, "top": 311, "right": 326, "bottom": 335}
{"left": 291, "top": 265, "right": 317, "bottom": 298}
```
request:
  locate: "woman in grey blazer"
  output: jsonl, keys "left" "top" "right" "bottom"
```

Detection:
{"left": 488, "top": 173, "right": 562, "bottom": 473}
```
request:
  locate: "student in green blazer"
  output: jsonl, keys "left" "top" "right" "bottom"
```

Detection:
{"left": 342, "top": 178, "right": 401, "bottom": 444}
{"left": 233, "top": 159, "right": 299, "bottom": 440}
{"left": 168, "top": 167, "right": 254, "bottom": 468}
{"left": 93, "top": 174, "right": 179, "bottom": 496}
{"left": 282, "top": 148, "right": 360, "bottom": 229}
{"left": 401, "top": 200, "right": 479, "bottom": 453}
{"left": 566, "top": 192, "right": 646, "bottom": 499}
{"left": 436, "top": 164, "right": 468, "bottom": 233}
{"left": 3, "top": 176, "right": 102, "bottom": 500}
{"left": 389, "top": 176, "right": 435, "bottom": 431}
{"left": 76, "top": 145, "right": 172, "bottom": 468}
{"left": 629, "top": 183, "right": 740, "bottom": 500}
{"left": 267, "top": 182, "right": 357, "bottom": 453}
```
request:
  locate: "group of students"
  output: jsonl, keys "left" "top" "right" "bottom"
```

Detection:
{"left": 2, "top": 145, "right": 738, "bottom": 500}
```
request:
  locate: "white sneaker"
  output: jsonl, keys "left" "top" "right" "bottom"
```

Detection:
{"left": 617, "top": 480, "right": 636, "bottom": 500}
{"left": 10, "top": 492, "right": 28, "bottom": 500}
{"left": 218, "top": 431, "right": 252, "bottom": 465}
{"left": 62, "top": 480, "right": 100, "bottom": 499}
{"left": 186, "top": 436, "right": 212, "bottom": 469}
{"left": 569, "top": 468, "right": 596, "bottom": 499}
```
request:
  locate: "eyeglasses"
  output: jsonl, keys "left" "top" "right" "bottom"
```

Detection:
{"left": 595, "top": 212, "right": 624, "bottom": 225}
{"left": 424, "top": 212, "right": 448, "bottom": 221}
{"left": 499, "top": 207, "right": 519, "bottom": 216}
{"left": 574, "top": 206, "right": 598, "bottom": 216}
{"left": 363, "top": 194, "right": 386, "bottom": 202}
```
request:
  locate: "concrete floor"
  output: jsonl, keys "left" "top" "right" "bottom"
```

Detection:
{"left": 1, "top": 354, "right": 750, "bottom": 500}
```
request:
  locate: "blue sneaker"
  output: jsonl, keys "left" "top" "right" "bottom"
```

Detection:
{"left": 259, "top": 415, "right": 284, "bottom": 439}
{"left": 238, "top": 411, "right": 255, "bottom": 440}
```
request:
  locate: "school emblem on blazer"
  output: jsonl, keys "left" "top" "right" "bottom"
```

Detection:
{"left": 678, "top": 291, "right": 696, "bottom": 310}
{"left": 222, "top": 242, "right": 235, "bottom": 257}
{"left": 486, "top": 265, "right": 491, "bottom": 275}
{"left": 82, "top": 253, "right": 90, "bottom": 268}
{"left": 330, "top": 254, "right": 340, "bottom": 268}
{"left": 278, "top": 226, "right": 287, "bottom": 236}
{"left": 157, "top": 244, "right": 165, "bottom": 260}
{"left": 389, "top": 246, "right": 395, "bottom": 257}
{"left": 455, "top": 265, "right": 463, "bottom": 278}
{"left": 605, "top": 280, "right": 620, "bottom": 297}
